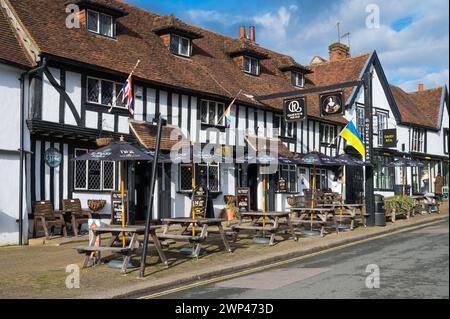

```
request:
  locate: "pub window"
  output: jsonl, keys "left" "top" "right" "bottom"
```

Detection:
{"left": 278, "top": 165, "right": 297, "bottom": 192}
{"left": 200, "top": 100, "right": 225, "bottom": 126}
{"left": 376, "top": 111, "right": 388, "bottom": 146}
{"left": 179, "top": 164, "right": 193, "bottom": 192}
{"left": 374, "top": 155, "right": 395, "bottom": 190}
{"left": 411, "top": 128, "right": 425, "bottom": 153}
{"left": 87, "top": 77, "right": 125, "bottom": 108}
{"left": 243, "top": 56, "right": 260, "bottom": 76}
{"left": 195, "top": 163, "right": 221, "bottom": 192}
{"left": 285, "top": 122, "right": 294, "bottom": 138}
{"left": 170, "top": 34, "right": 192, "bottom": 57}
{"left": 273, "top": 114, "right": 282, "bottom": 137}
{"left": 320, "top": 123, "right": 336, "bottom": 145}
{"left": 291, "top": 71, "right": 304, "bottom": 87}
{"left": 74, "top": 148, "right": 115, "bottom": 191}
{"left": 274, "top": 114, "right": 293, "bottom": 138}
{"left": 412, "top": 163, "right": 430, "bottom": 194}
{"left": 311, "top": 169, "right": 328, "bottom": 190}
{"left": 87, "top": 10, "right": 114, "bottom": 38}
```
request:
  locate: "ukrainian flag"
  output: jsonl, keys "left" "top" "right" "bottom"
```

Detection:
{"left": 339, "top": 121, "right": 365, "bottom": 157}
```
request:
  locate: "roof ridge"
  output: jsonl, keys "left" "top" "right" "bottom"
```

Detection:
{"left": 307, "top": 52, "right": 371, "bottom": 67}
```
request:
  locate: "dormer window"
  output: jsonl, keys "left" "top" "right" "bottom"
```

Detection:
{"left": 243, "top": 56, "right": 260, "bottom": 76}
{"left": 292, "top": 71, "right": 305, "bottom": 87}
{"left": 87, "top": 10, "right": 114, "bottom": 38}
{"left": 170, "top": 34, "right": 192, "bottom": 57}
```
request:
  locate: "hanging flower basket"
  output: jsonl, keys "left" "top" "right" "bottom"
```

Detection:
{"left": 88, "top": 200, "right": 106, "bottom": 212}
{"left": 287, "top": 196, "right": 297, "bottom": 207}
{"left": 96, "top": 137, "right": 114, "bottom": 147}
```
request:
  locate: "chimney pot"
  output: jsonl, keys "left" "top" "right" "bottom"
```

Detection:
{"left": 328, "top": 42, "right": 350, "bottom": 62}
{"left": 418, "top": 83, "right": 424, "bottom": 92}
{"left": 239, "top": 26, "right": 246, "bottom": 39}
{"left": 249, "top": 26, "right": 256, "bottom": 42}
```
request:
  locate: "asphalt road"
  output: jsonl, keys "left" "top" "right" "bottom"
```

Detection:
{"left": 154, "top": 219, "right": 449, "bottom": 299}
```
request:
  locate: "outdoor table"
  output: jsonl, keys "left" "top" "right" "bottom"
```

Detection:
{"left": 158, "top": 218, "right": 232, "bottom": 258}
{"left": 411, "top": 195, "right": 440, "bottom": 215}
{"left": 289, "top": 207, "right": 337, "bottom": 237}
{"left": 76, "top": 225, "right": 168, "bottom": 273}
{"left": 232, "top": 212, "right": 298, "bottom": 246}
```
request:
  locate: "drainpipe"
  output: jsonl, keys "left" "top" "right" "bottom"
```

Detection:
{"left": 18, "top": 57, "right": 48, "bottom": 245}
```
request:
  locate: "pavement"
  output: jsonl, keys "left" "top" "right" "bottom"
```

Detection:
{"left": 0, "top": 202, "right": 448, "bottom": 299}
{"left": 152, "top": 220, "right": 449, "bottom": 299}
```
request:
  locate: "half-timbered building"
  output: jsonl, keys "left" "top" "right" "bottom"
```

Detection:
{"left": 0, "top": 0, "right": 448, "bottom": 245}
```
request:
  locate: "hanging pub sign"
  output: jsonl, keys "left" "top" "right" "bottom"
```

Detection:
{"left": 278, "top": 178, "right": 287, "bottom": 193}
{"left": 236, "top": 187, "right": 250, "bottom": 212}
{"left": 320, "top": 91, "right": 344, "bottom": 116}
{"left": 44, "top": 147, "right": 62, "bottom": 168}
{"left": 382, "top": 129, "right": 397, "bottom": 148}
{"left": 284, "top": 97, "right": 307, "bottom": 122}
{"left": 111, "top": 191, "right": 129, "bottom": 225}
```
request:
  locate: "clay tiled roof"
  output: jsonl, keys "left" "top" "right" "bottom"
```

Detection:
{"left": 390, "top": 85, "right": 443, "bottom": 129}
{"left": 0, "top": 6, "right": 33, "bottom": 68}
{"left": 129, "top": 120, "right": 190, "bottom": 151}
{"left": 7, "top": 0, "right": 370, "bottom": 124}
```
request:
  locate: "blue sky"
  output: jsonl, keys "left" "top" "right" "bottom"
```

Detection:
{"left": 128, "top": 0, "right": 449, "bottom": 92}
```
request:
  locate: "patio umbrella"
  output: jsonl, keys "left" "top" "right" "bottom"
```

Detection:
{"left": 296, "top": 152, "right": 341, "bottom": 236}
{"left": 387, "top": 157, "right": 425, "bottom": 196}
{"left": 73, "top": 137, "right": 154, "bottom": 246}
{"left": 334, "top": 154, "right": 371, "bottom": 230}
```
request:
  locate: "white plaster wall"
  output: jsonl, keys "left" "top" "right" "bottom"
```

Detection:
{"left": 0, "top": 154, "right": 20, "bottom": 245}
{"left": 64, "top": 71, "right": 81, "bottom": 126}
{"left": 42, "top": 67, "right": 60, "bottom": 123}
{"left": 0, "top": 64, "right": 21, "bottom": 150}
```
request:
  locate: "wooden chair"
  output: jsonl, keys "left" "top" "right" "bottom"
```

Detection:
{"left": 62, "top": 199, "right": 92, "bottom": 236}
{"left": 33, "top": 201, "right": 67, "bottom": 240}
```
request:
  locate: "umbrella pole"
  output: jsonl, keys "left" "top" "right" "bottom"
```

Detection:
{"left": 402, "top": 167, "right": 406, "bottom": 196}
{"left": 311, "top": 166, "right": 316, "bottom": 231}
{"left": 192, "top": 162, "right": 196, "bottom": 237}
{"left": 262, "top": 174, "right": 266, "bottom": 227}
{"left": 120, "top": 160, "right": 126, "bottom": 247}
{"left": 340, "top": 166, "right": 345, "bottom": 224}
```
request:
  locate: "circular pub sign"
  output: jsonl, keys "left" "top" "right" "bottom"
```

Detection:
{"left": 44, "top": 147, "right": 62, "bottom": 168}
{"left": 320, "top": 91, "right": 344, "bottom": 116}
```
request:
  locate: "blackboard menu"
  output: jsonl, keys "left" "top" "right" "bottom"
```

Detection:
{"left": 192, "top": 186, "right": 207, "bottom": 218}
{"left": 111, "top": 191, "right": 129, "bottom": 225}
{"left": 236, "top": 187, "right": 250, "bottom": 212}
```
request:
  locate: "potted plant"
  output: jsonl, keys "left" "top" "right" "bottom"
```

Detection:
{"left": 222, "top": 203, "right": 240, "bottom": 222}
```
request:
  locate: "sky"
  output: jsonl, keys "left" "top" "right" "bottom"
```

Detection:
{"left": 128, "top": 0, "right": 449, "bottom": 92}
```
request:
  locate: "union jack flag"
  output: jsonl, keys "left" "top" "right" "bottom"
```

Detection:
{"left": 122, "top": 73, "right": 134, "bottom": 115}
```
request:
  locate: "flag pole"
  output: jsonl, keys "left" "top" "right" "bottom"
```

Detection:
{"left": 109, "top": 60, "right": 141, "bottom": 113}
{"left": 217, "top": 89, "right": 243, "bottom": 125}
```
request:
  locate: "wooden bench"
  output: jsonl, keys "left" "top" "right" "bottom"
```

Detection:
{"left": 33, "top": 201, "right": 67, "bottom": 240}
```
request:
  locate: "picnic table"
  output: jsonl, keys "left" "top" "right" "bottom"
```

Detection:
{"left": 317, "top": 203, "right": 367, "bottom": 229}
{"left": 232, "top": 212, "right": 298, "bottom": 246}
{"left": 289, "top": 207, "right": 337, "bottom": 237}
{"left": 411, "top": 195, "right": 440, "bottom": 216}
{"left": 76, "top": 225, "right": 168, "bottom": 273}
{"left": 158, "top": 218, "right": 232, "bottom": 258}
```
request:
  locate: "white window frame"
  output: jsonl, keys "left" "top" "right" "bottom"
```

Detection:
{"left": 243, "top": 56, "right": 260, "bottom": 76}
{"left": 412, "top": 128, "right": 425, "bottom": 153}
{"left": 444, "top": 129, "right": 448, "bottom": 155}
{"left": 273, "top": 114, "right": 282, "bottom": 138}
{"left": 74, "top": 148, "right": 116, "bottom": 191}
{"left": 278, "top": 164, "right": 297, "bottom": 193}
{"left": 170, "top": 34, "right": 192, "bottom": 57}
{"left": 356, "top": 106, "right": 365, "bottom": 141}
{"left": 292, "top": 71, "right": 305, "bottom": 87}
{"left": 311, "top": 168, "right": 328, "bottom": 190}
{"left": 87, "top": 10, "right": 114, "bottom": 38}
{"left": 200, "top": 99, "right": 225, "bottom": 126}
{"left": 376, "top": 111, "right": 389, "bottom": 146}
{"left": 320, "top": 123, "right": 336, "bottom": 145}
{"left": 274, "top": 114, "right": 293, "bottom": 138}
{"left": 87, "top": 76, "right": 125, "bottom": 108}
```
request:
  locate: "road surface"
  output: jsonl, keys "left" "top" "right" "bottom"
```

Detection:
{"left": 148, "top": 219, "right": 449, "bottom": 299}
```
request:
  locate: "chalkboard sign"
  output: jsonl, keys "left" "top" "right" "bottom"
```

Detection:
{"left": 236, "top": 187, "right": 250, "bottom": 212}
{"left": 111, "top": 191, "right": 129, "bottom": 225}
{"left": 192, "top": 186, "right": 207, "bottom": 218}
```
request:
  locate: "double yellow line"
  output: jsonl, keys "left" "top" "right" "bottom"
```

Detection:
{"left": 139, "top": 219, "right": 446, "bottom": 299}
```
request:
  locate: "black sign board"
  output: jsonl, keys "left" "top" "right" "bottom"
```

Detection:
{"left": 320, "top": 91, "right": 344, "bottom": 116}
{"left": 284, "top": 97, "right": 307, "bottom": 122}
{"left": 382, "top": 129, "right": 397, "bottom": 148}
{"left": 111, "top": 191, "right": 129, "bottom": 225}
{"left": 192, "top": 186, "right": 207, "bottom": 218}
{"left": 236, "top": 187, "right": 250, "bottom": 212}
{"left": 278, "top": 178, "right": 287, "bottom": 193}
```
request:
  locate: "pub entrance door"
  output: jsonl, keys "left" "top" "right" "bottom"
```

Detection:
{"left": 345, "top": 147, "right": 364, "bottom": 204}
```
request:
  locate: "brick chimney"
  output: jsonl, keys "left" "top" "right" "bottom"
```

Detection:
{"left": 239, "top": 26, "right": 246, "bottom": 39}
{"left": 328, "top": 42, "right": 350, "bottom": 62}
{"left": 249, "top": 26, "right": 256, "bottom": 42}
{"left": 418, "top": 83, "right": 424, "bottom": 92}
